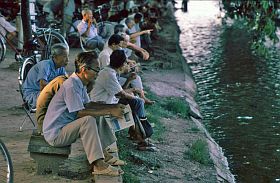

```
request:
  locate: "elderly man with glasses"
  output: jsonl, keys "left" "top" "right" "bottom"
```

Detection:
{"left": 43, "top": 51, "right": 126, "bottom": 176}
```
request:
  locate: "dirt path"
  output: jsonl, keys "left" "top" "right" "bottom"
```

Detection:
{"left": 0, "top": 16, "right": 218, "bottom": 183}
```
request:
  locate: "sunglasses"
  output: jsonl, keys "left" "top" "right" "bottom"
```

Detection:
{"left": 87, "top": 66, "right": 100, "bottom": 73}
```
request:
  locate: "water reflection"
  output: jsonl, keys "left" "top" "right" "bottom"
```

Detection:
{"left": 176, "top": 0, "right": 280, "bottom": 182}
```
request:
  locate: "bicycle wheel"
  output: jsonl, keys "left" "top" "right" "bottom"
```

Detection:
{"left": 34, "top": 30, "right": 68, "bottom": 60}
{"left": 0, "top": 37, "right": 6, "bottom": 63}
{"left": 0, "top": 139, "right": 13, "bottom": 183}
{"left": 18, "top": 56, "right": 36, "bottom": 97}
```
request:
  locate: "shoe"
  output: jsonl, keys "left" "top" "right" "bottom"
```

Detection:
{"left": 137, "top": 145, "right": 158, "bottom": 152}
{"left": 92, "top": 165, "right": 124, "bottom": 176}
{"left": 105, "top": 157, "right": 126, "bottom": 166}
{"left": 105, "top": 146, "right": 119, "bottom": 153}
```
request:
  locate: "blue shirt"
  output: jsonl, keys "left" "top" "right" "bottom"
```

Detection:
{"left": 43, "top": 73, "right": 90, "bottom": 143}
{"left": 22, "top": 60, "right": 66, "bottom": 108}
{"left": 22, "top": 59, "right": 66, "bottom": 100}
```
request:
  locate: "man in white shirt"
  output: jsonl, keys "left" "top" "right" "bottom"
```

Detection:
{"left": 0, "top": 14, "right": 17, "bottom": 41}
{"left": 91, "top": 50, "right": 154, "bottom": 146}
{"left": 77, "top": 8, "right": 104, "bottom": 51}
{"left": 99, "top": 34, "right": 154, "bottom": 105}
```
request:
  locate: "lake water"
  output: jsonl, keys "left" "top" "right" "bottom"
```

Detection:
{"left": 175, "top": 0, "right": 280, "bottom": 182}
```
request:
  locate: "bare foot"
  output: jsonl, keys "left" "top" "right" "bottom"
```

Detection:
{"left": 144, "top": 98, "right": 155, "bottom": 105}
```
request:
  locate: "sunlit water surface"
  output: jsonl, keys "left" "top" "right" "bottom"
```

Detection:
{"left": 175, "top": 0, "right": 280, "bottom": 182}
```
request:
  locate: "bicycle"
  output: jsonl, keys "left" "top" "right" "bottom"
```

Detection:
{"left": 0, "top": 139, "right": 13, "bottom": 183}
{"left": 0, "top": 22, "right": 68, "bottom": 63}
{"left": 34, "top": 25, "right": 68, "bottom": 60}
{"left": 94, "top": 3, "right": 117, "bottom": 41}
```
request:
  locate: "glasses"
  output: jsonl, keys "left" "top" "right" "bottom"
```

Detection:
{"left": 87, "top": 66, "right": 100, "bottom": 73}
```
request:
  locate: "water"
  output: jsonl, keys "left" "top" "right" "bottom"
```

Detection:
{"left": 175, "top": 1, "right": 280, "bottom": 182}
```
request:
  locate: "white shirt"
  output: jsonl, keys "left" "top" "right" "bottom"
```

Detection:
{"left": 91, "top": 67, "right": 123, "bottom": 104}
{"left": 77, "top": 20, "right": 98, "bottom": 42}
{"left": 0, "top": 16, "right": 16, "bottom": 39}
{"left": 98, "top": 46, "right": 113, "bottom": 69}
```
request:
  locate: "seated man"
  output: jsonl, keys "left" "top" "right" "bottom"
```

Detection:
{"left": 121, "top": 16, "right": 152, "bottom": 47}
{"left": 36, "top": 75, "right": 95, "bottom": 134}
{"left": 114, "top": 24, "right": 150, "bottom": 60}
{"left": 0, "top": 13, "right": 17, "bottom": 41}
{"left": 91, "top": 50, "right": 155, "bottom": 150}
{"left": 77, "top": 8, "right": 105, "bottom": 51}
{"left": 43, "top": 51, "right": 126, "bottom": 176}
{"left": 99, "top": 34, "right": 154, "bottom": 105}
{"left": 36, "top": 75, "right": 68, "bottom": 134}
{"left": 22, "top": 43, "right": 68, "bottom": 109}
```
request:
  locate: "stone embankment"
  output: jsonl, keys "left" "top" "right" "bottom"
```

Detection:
{"left": 141, "top": 12, "right": 236, "bottom": 183}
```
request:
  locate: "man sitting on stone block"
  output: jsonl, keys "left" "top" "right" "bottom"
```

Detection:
{"left": 43, "top": 51, "right": 126, "bottom": 176}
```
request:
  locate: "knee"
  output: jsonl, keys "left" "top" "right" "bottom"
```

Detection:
{"left": 82, "top": 116, "right": 97, "bottom": 126}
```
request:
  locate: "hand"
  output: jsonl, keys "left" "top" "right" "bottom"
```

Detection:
{"left": 145, "top": 29, "right": 153, "bottom": 35}
{"left": 141, "top": 49, "right": 149, "bottom": 60}
{"left": 110, "top": 104, "right": 126, "bottom": 118}
{"left": 128, "top": 72, "right": 137, "bottom": 81}
{"left": 92, "top": 17, "right": 97, "bottom": 25}
{"left": 133, "top": 88, "right": 142, "bottom": 95}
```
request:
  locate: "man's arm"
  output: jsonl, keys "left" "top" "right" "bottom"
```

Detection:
{"left": 39, "top": 79, "right": 48, "bottom": 91}
{"left": 77, "top": 102, "right": 126, "bottom": 118}
{"left": 122, "top": 72, "right": 137, "bottom": 89}
{"left": 129, "top": 29, "right": 153, "bottom": 40}
{"left": 126, "top": 42, "right": 149, "bottom": 60}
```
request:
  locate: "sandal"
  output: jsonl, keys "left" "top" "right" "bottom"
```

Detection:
{"left": 106, "top": 157, "right": 127, "bottom": 166}
{"left": 137, "top": 141, "right": 155, "bottom": 147}
{"left": 137, "top": 145, "right": 158, "bottom": 152}
{"left": 105, "top": 147, "right": 118, "bottom": 153}
{"left": 92, "top": 165, "right": 124, "bottom": 176}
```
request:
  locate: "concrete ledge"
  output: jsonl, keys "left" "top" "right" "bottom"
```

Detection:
{"left": 28, "top": 135, "right": 71, "bottom": 175}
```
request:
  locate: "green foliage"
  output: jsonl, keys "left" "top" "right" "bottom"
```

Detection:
{"left": 185, "top": 139, "right": 211, "bottom": 165}
{"left": 222, "top": 0, "right": 279, "bottom": 56}
{"left": 161, "top": 97, "right": 190, "bottom": 118}
{"left": 116, "top": 130, "right": 141, "bottom": 183}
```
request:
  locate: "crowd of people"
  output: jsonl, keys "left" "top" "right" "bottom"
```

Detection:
{"left": 15, "top": 0, "right": 176, "bottom": 177}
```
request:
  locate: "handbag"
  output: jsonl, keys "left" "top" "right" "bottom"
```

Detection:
{"left": 133, "top": 113, "right": 153, "bottom": 139}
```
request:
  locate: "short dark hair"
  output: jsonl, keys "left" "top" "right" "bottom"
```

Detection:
{"left": 108, "top": 34, "right": 124, "bottom": 46}
{"left": 110, "top": 50, "right": 127, "bottom": 69}
{"left": 75, "top": 51, "right": 98, "bottom": 73}
{"left": 134, "top": 13, "right": 143, "bottom": 20}
{"left": 114, "top": 24, "right": 126, "bottom": 34}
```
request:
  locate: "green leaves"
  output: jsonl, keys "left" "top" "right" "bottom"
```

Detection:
{"left": 222, "top": 0, "right": 279, "bottom": 57}
{"left": 261, "top": 1, "right": 269, "bottom": 12}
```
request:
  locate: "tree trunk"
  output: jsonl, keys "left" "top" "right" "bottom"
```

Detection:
{"left": 21, "top": 0, "right": 32, "bottom": 53}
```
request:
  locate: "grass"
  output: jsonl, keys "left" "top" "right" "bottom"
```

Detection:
{"left": 161, "top": 97, "right": 190, "bottom": 118}
{"left": 189, "top": 127, "right": 201, "bottom": 133}
{"left": 184, "top": 139, "right": 212, "bottom": 165}
{"left": 117, "top": 89, "right": 192, "bottom": 181}
{"left": 116, "top": 130, "right": 141, "bottom": 183}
